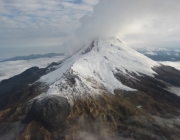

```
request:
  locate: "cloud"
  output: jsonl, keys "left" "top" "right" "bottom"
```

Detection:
{"left": 0, "top": 122, "right": 26, "bottom": 140}
{"left": 62, "top": 2, "right": 93, "bottom": 11}
{"left": 0, "top": 0, "right": 94, "bottom": 53}
{"left": 1, "top": 0, "right": 180, "bottom": 57}
{"left": 74, "top": 0, "right": 180, "bottom": 49}
{"left": 0, "top": 55, "right": 65, "bottom": 81}
{"left": 82, "top": 0, "right": 98, "bottom": 5}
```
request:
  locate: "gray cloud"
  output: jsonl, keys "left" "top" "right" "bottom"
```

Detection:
{"left": 1, "top": 0, "right": 180, "bottom": 57}
{"left": 74, "top": 0, "right": 180, "bottom": 49}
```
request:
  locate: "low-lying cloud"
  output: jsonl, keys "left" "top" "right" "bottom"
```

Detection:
{"left": 0, "top": 56, "right": 65, "bottom": 82}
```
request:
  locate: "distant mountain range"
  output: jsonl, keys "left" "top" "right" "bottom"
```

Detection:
{"left": 136, "top": 48, "right": 180, "bottom": 61}
{"left": 1, "top": 52, "right": 64, "bottom": 62}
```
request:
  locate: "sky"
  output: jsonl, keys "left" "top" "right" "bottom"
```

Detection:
{"left": 0, "top": 0, "right": 98, "bottom": 60}
{"left": 0, "top": 0, "right": 180, "bottom": 60}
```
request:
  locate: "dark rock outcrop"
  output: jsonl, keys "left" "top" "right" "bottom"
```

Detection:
{"left": 0, "top": 67, "right": 47, "bottom": 110}
{"left": 31, "top": 95, "right": 70, "bottom": 132}
{"left": 0, "top": 59, "right": 65, "bottom": 111}
{"left": 153, "top": 65, "right": 180, "bottom": 87}
{"left": 81, "top": 41, "right": 95, "bottom": 54}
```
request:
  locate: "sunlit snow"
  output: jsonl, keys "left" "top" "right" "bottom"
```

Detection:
{"left": 40, "top": 38, "right": 160, "bottom": 97}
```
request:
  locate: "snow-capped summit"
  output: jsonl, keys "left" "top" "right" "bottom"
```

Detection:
{"left": 38, "top": 37, "right": 162, "bottom": 104}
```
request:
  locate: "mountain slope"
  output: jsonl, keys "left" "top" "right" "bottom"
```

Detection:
{"left": 0, "top": 38, "right": 180, "bottom": 140}
{"left": 39, "top": 38, "right": 160, "bottom": 99}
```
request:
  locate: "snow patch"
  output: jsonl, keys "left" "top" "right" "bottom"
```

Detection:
{"left": 167, "top": 86, "right": 180, "bottom": 97}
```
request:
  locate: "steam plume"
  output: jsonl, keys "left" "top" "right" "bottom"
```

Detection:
{"left": 65, "top": 0, "right": 180, "bottom": 54}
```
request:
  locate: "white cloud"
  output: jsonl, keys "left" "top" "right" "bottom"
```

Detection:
{"left": 62, "top": 2, "right": 93, "bottom": 11}
{"left": 0, "top": 55, "right": 65, "bottom": 82}
{"left": 74, "top": 0, "right": 180, "bottom": 49}
{"left": 0, "top": 0, "right": 94, "bottom": 53}
{"left": 0, "top": 0, "right": 180, "bottom": 57}
{"left": 82, "top": 0, "right": 99, "bottom": 5}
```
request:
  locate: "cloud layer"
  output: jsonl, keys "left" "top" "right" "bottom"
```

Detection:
{"left": 0, "top": 55, "right": 65, "bottom": 81}
{"left": 0, "top": 0, "right": 98, "bottom": 52}
{"left": 75, "top": 0, "right": 180, "bottom": 49}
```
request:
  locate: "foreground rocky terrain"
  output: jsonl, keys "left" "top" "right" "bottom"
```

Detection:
{"left": 0, "top": 38, "right": 180, "bottom": 140}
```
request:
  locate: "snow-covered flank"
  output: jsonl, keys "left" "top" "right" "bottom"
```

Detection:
{"left": 159, "top": 61, "right": 180, "bottom": 71}
{"left": 39, "top": 38, "right": 160, "bottom": 100}
{"left": 167, "top": 86, "right": 180, "bottom": 97}
{"left": 0, "top": 56, "right": 65, "bottom": 82}
{"left": 40, "top": 50, "right": 81, "bottom": 84}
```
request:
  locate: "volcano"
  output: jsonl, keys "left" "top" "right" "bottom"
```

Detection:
{"left": 0, "top": 38, "right": 180, "bottom": 140}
